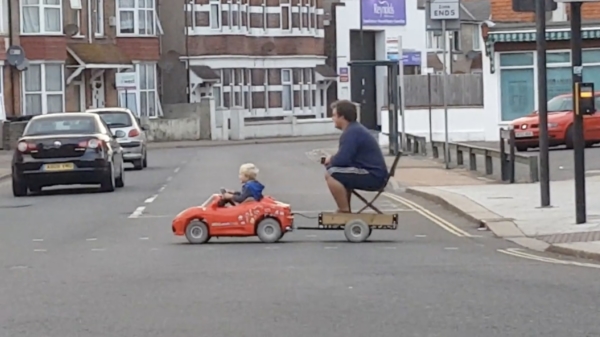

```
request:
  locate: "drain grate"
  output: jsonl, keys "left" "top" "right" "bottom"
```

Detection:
{"left": 536, "top": 230, "right": 600, "bottom": 244}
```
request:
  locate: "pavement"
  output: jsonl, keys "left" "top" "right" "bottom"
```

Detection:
{"left": 3, "top": 140, "right": 600, "bottom": 335}
{"left": 463, "top": 140, "right": 600, "bottom": 181}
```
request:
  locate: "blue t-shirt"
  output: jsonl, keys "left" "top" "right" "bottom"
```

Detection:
{"left": 329, "top": 122, "right": 388, "bottom": 181}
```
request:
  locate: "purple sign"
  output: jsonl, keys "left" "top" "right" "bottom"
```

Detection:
{"left": 387, "top": 51, "right": 421, "bottom": 66}
{"left": 361, "top": 0, "right": 406, "bottom": 26}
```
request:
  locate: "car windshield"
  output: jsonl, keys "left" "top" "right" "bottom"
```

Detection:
{"left": 23, "top": 116, "right": 98, "bottom": 136}
{"left": 547, "top": 96, "right": 573, "bottom": 112}
{"left": 96, "top": 111, "right": 133, "bottom": 128}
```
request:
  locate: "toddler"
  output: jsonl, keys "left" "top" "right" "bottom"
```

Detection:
{"left": 222, "top": 163, "right": 264, "bottom": 204}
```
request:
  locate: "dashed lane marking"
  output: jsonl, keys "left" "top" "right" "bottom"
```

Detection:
{"left": 32, "top": 239, "right": 43, "bottom": 242}
{"left": 33, "top": 249, "right": 46, "bottom": 252}
{"left": 174, "top": 167, "right": 181, "bottom": 173}
{"left": 139, "top": 237, "right": 150, "bottom": 240}
{"left": 86, "top": 238, "right": 97, "bottom": 241}
{"left": 144, "top": 194, "right": 158, "bottom": 203}
{"left": 91, "top": 248, "right": 106, "bottom": 252}
{"left": 384, "top": 193, "right": 473, "bottom": 237}
{"left": 128, "top": 206, "right": 146, "bottom": 219}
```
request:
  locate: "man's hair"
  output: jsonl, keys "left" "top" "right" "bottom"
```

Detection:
{"left": 331, "top": 100, "right": 357, "bottom": 122}
{"left": 239, "top": 163, "right": 259, "bottom": 179}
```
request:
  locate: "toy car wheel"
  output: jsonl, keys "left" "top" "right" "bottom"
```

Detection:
{"left": 185, "top": 219, "right": 210, "bottom": 244}
{"left": 344, "top": 218, "right": 370, "bottom": 243}
{"left": 256, "top": 218, "right": 283, "bottom": 243}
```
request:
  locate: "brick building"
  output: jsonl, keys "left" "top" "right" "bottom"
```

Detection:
{"left": 159, "top": 0, "right": 337, "bottom": 118}
{"left": 482, "top": 0, "right": 600, "bottom": 124}
{"left": 2, "top": 0, "right": 163, "bottom": 118}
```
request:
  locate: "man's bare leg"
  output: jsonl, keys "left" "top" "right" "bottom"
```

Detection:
{"left": 325, "top": 172, "right": 351, "bottom": 212}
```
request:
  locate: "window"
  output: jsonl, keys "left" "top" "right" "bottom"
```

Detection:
{"left": 236, "top": 0, "right": 242, "bottom": 29}
{"left": 117, "top": 0, "right": 156, "bottom": 36}
{"left": 281, "top": 0, "right": 291, "bottom": 31}
{"left": 227, "top": 0, "right": 233, "bottom": 29}
{"left": 546, "top": 52, "right": 571, "bottom": 101}
{"left": 499, "top": 53, "right": 535, "bottom": 121}
{"left": 139, "top": 64, "right": 157, "bottom": 117}
{"left": 310, "top": 0, "right": 317, "bottom": 32}
{"left": 452, "top": 31, "right": 460, "bottom": 52}
{"left": 0, "top": 67, "right": 5, "bottom": 120}
{"left": 117, "top": 64, "right": 159, "bottom": 118}
{"left": 23, "top": 63, "right": 64, "bottom": 115}
{"left": 282, "top": 69, "right": 292, "bottom": 111}
{"left": 212, "top": 70, "right": 223, "bottom": 107}
{"left": 261, "top": 2, "right": 267, "bottom": 30}
{"left": 210, "top": 0, "right": 221, "bottom": 29}
{"left": 21, "top": 0, "right": 62, "bottom": 34}
{"left": 95, "top": 0, "right": 104, "bottom": 36}
{"left": 426, "top": 31, "right": 442, "bottom": 50}
{"left": 233, "top": 68, "right": 243, "bottom": 107}
{"left": 472, "top": 26, "right": 480, "bottom": 51}
{"left": 69, "top": 0, "right": 82, "bottom": 35}
{"left": 582, "top": 50, "right": 600, "bottom": 99}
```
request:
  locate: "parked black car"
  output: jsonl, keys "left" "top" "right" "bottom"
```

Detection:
{"left": 11, "top": 113, "right": 125, "bottom": 197}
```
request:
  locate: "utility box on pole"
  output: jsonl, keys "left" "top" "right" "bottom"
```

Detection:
{"left": 512, "top": 0, "right": 556, "bottom": 12}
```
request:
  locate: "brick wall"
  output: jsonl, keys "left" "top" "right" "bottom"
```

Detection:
{"left": 491, "top": 0, "right": 600, "bottom": 22}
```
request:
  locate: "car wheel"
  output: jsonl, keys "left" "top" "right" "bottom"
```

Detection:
{"left": 256, "top": 218, "right": 283, "bottom": 243}
{"left": 132, "top": 158, "right": 143, "bottom": 170}
{"left": 100, "top": 163, "right": 116, "bottom": 192}
{"left": 142, "top": 149, "right": 148, "bottom": 168}
{"left": 115, "top": 161, "right": 125, "bottom": 188}
{"left": 185, "top": 220, "right": 210, "bottom": 244}
{"left": 565, "top": 125, "right": 574, "bottom": 149}
{"left": 12, "top": 174, "right": 28, "bottom": 197}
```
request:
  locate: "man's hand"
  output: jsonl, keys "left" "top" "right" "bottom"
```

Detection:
{"left": 223, "top": 192, "right": 234, "bottom": 200}
{"left": 323, "top": 155, "right": 332, "bottom": 166}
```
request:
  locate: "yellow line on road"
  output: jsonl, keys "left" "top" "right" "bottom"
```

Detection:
{"left": 498, "top": 248, "right": 600, "bottom": 269}
{"left": 383, "top": 192, "right": 472, "bottom": 237}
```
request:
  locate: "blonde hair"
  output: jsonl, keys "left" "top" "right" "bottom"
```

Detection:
{"left": 239, "top": 163, "right": 259, "bottom": 179}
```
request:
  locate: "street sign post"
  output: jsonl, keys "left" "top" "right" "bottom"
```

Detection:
{"left": 426, "top": 0, "right": 459, "bottom": 169}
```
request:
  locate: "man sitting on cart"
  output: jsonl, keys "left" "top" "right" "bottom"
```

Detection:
{"left": 323, "top": 100, "right": 388, "bottom": 213}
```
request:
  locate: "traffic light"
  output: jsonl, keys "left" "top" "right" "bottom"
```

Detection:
{"left": 512, "top": 0, "right": 557, "bottom": 12}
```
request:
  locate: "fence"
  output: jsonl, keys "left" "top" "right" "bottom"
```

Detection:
{"left": 403, "top": 73, "right": 483, "bottom": 108}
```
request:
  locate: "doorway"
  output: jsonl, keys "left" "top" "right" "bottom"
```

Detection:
{"left": 91, "top": 75, "right": 105, "bottom": 108}
{"left": 73, "top": 81, "right": 86, "bottom": 112}
{"left": 349, "top": 30, "right": 377, "bottom": 130}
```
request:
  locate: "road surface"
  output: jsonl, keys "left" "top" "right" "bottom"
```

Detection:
{"left": 1, "top": 141, "right": 600, "bottom": 336}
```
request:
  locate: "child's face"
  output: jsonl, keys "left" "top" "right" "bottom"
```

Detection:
{"left": 239, "top": 173, "right": 249, "bottom": 183}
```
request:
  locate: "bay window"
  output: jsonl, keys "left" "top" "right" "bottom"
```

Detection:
{"left": 118, "top": 64, "right": 160, "bottom": 118}
{"left": 21, "top": 0, "right": 62, "bottom": 34}
{"left": 23, "top": 63, "right": 64, "bottom": 115}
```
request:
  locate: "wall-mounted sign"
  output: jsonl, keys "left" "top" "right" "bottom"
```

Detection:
{"left": 115, "top": 73, "right": 137, "bottom": 90}
{"left": 339, "top": 67, "right": 349, "bottom": 82}
{"left": 362, "top": 0, "right": 406, "bottom": 26}
{"left": 387, "top": 50, "right": 422, "bottom": 66}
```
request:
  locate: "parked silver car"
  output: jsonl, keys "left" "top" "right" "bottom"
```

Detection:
{"left": 85, "top": 108, "right": 148, "bottom": 170}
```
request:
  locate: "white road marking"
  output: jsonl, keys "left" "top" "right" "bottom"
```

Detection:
{"left": 324, "top": 246, "right": 338, "bottom": 249}
{"left": 166, "top": 176, "right": 173, "bottom": 182}
{"left": 293, "top": 208, "right": 414, "bottom": 214}
{"left": 91, "top": 248, "right": 106, "bottom": 252}
{"left": 32, "top": 239, "right": 43, "bottom": 242}
{"left": 498, "top": 248, "right": 600, "bottom": 268}
{"left": 174, "top": 167, "right": 180, "bottom": 173}
{"left": 33, "top": 249, "right": 46, "bottom": 252}
{"left": 415, "top": 235, "right": 427, "bottom": 238}
{"left": 144, "top": 194, "right": 158, "bottom": 203}
{"left": 384, "top": 193, "right": 473, "bottom": 237}
{"left": 381, "top": 246, "right": 397, "bottom": 249}
{"left": 128, "top": 206, "right": 146, "bottom": 219}
{"left": 130, "top": 214, "right": 171, "bottom": 219}
{"left": 139, "top": 237, "right": 150, "bottom": 240}
{"left": 86, "top": 238, "right": 97, "bottom": 241}
{"left": 305, "top": 234, "right": 317, "bottom": 238}
{"left": 444, "top": 247, "right": 459, "bottom": 250}
{"left": 158, "top": 185, "right": 166, "bottom": 192}
{"left": 265, "top": 246, "right": 279, "bottom": 250}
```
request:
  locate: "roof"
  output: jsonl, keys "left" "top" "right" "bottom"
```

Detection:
{"left": 190, "top": 66, "right": 220, "bottom": 80}
{"left": 85, "top": 108, "right": 133, "bottom": 114}
{"left": 461, "top": 0, "right": 490, "bottom": 21}
{"left": 315, "top": 65, "right": 337, "bottom": 78}
{"left": 67, "top": 43, "right": 132, "bottom": 65}
{"left": 31, "top": 113, "right": 96, "bottom": 120}
{"left": 488, "top": 19, "right": 600, "bottom": 32}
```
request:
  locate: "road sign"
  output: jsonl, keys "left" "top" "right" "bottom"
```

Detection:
{"left": 430, "top": 0, "right": 460, "bottom": 20}
{"left": 425, "top": 1, "right": 460, "bottom": 31}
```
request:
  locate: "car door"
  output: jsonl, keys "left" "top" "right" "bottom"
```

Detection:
{"left": 585, "top": 96, "right": 600, "bottom": 141}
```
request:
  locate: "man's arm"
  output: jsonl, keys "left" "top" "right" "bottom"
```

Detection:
{"left": 329, "top": 131, "right": 359, "bottom": 167}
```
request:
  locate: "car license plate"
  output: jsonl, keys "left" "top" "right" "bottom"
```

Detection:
{"left": 515, "top": 131, "right": 533, "bottom": 138}
{"left": 44, "top": 163, "right": 75, "bottom": 171}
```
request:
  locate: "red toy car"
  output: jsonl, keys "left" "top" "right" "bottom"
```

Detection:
{"left": 171, "top": 192, "right": 294, "bottom": 244}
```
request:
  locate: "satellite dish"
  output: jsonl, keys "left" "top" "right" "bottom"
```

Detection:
{"left": 158, "top": 50, "right": 181, "bottom": 71}
{"left": 6, "top": 46, "right": 25, "bottom": 67}
{"left": 261, "top": 41, "right": 275, "bottom": 54}
{"left": 16, "top": 59, "right": 29, "bottom": 71}
{"left": 63, "top": 24, "right": 79, "bottom": 37}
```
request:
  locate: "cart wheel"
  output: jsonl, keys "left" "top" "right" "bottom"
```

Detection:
{"left": 256, "top": 218, "right": 283, "bottom": 243}
{"left": 344, "top": 219, "right": 370, "bottom": 243}
{"left": 185, "top": 219, "right": 210, "bottom": 244}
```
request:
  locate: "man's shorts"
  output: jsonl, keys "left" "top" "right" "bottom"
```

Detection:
{"left": 327, "top": 167, "right": 386, "bottom": 191}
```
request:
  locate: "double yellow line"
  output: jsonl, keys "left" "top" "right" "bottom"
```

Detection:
{"left": 383, "top": 192, "right": 473, "bottom": 237}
